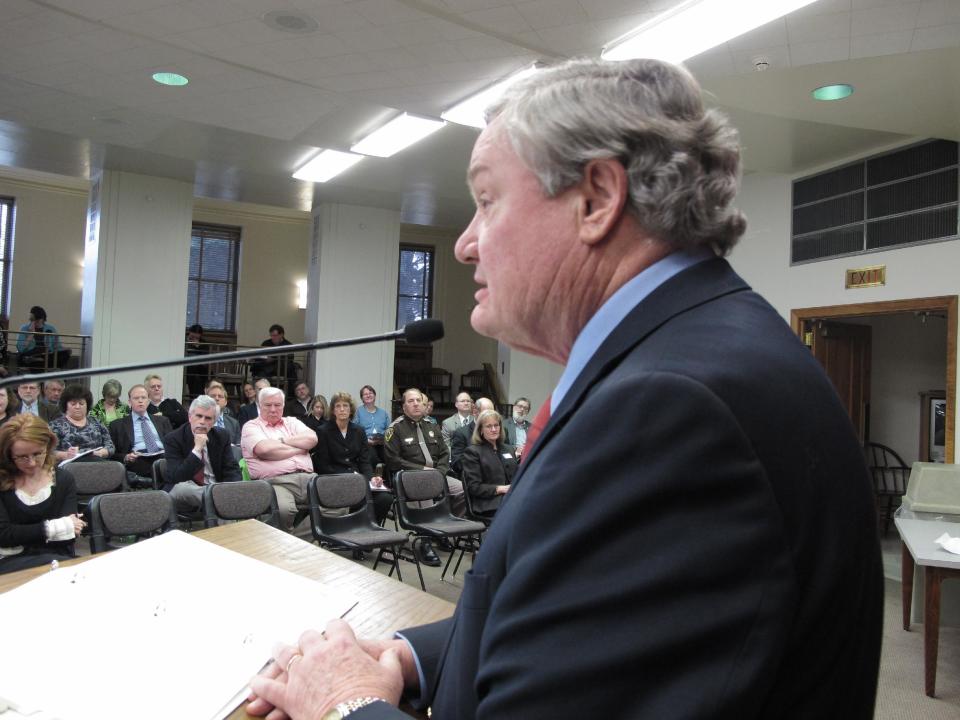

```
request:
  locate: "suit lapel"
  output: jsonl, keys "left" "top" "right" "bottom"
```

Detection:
{"left": 516, "top": 258, "right": 748, "bottom": 476}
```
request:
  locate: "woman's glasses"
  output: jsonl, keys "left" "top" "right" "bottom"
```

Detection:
{"left": 12, "top": 450, "right": 47, "bottom": 464}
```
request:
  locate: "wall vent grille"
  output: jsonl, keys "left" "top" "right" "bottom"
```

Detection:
{"left": 790, "top": 139, "right": 959, "bottom": 264}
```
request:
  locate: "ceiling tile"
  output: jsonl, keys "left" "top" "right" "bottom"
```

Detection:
{"left": 308, "top": 4, "right": 373, "bottom": 33}
{"left": 404, "top": 42, "right": 468, "bottom": 65}
{"left": 850, "top": 28, "right": 913, "bottom": 56}
{"left": 348, "top": 0, "right": 429, "bottom": 26}
{"left": 684, "top": 46, "right": 737, "bottom": 77}
{"left": 515, "top": 0, "right": 589, "bottom": 30}
{"left": 257, "top": 34, "right": 354, "bottom": 63}
{"left": 332, "top": 26, "right": 403, "bottom": 52}
{"left": 911, "top": 22, "right": 960, "bottom": 49}
{"left": 317, "top": 70, "right": 404, "bottom": 92}
{"left": 461, "top": 5, "right": 535, "bottom": 34}
{"left": 456, "top": 36, "right": 529, "bottom": 60}
{"left": 917, "top": 0, "right": 960, "bottom": 27}
{"left": 727, "top": 19, "right": 789, "bottom": 51}
{"left": 434, "top": 0, "right": 516, "bottom": 11}
{"left": 788, "top": 37, "right": 851, "bottom": 65}
{"left": 578, "top": 0, "right": 655, "bottom": 21}
{"left": 591, "top": 12, "right": 658, "bottom": 44}
{"left": 790, "top": 0, "right": 853, "bottom": 16}
{"left": 851, "top": 0, "right": 910, "bottom": 9}
{"left": 851, "top": 3, "right": 921, "bottom": 35}
{"left": 787, "top": 12, "right": 852, "bottom": 43}
{"left": 529, "top": 23, "right": 601, "bottom": 55}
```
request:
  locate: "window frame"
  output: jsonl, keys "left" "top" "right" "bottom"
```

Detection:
{"left": 186, "top": 222, "right": 241, "bottom": 333}
{"left": 396, "top": 244, "right": 434, "bottom": 331}
{"left": 0, "top": 196, "right": 14, "bottom": 319}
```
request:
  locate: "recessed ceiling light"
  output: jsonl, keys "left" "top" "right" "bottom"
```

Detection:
{"left": 293, "top": 149, "right": 364, "bottom": 183}
{"left": 152, "top": 72, "right": 189, "bottom": 87}
{"left": 262, "top": 10, "right": 319, "bottom": 34}
{"left": 602, "top": 0, "right": 817, "bottom": 63}
{"left": 812, "top": 83, "right": 854, "bottom": 101}
{"left": 351, "top": 114, "right": 446, "bottom": 158}
{"left": 441, "top": 65, "right": 540, "bottom": 129}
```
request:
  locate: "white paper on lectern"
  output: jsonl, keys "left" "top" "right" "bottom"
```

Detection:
{"left": 934, "top": 532, "right": 960, "bottom": 555}
{"left": 0, "top": 530, "right": 357, "bottom": 720}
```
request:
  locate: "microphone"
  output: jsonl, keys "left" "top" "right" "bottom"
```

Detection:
{"left": 0, "top": 319, "right": 445, "bottom": 390}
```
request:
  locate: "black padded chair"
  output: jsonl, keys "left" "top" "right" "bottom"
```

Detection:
{"left": 88, "top": 490, "right": 178, "bottom": 554}
{"left": 152, "top": 457, "right": 205, "bottom": 529}
{"left": 308, "top": 474, "right": 410, "bottom": 583}
{"left": 864, "top": 442, "right": 910, "bottom": 535}
{"left": 461, "top": 483, "right": 493, "bottom": 530}
{"left": 394, "top": 469, "right": 486, "bottom": 588}
{"left": 202, "top": 479, "right": 280, "bottom": 528}
{"left": 61, "top": 460, "right": 127, "bottom": 515}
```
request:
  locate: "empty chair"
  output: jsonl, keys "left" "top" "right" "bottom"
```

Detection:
{"left": 308, "top": 474, "right": 409, "bottom": 583}
{"left": 88, "top": 490, "right": 178, "bottom": 554}
{"left": 202, "top": 479, "right": 280, "bottom": 528}
{"left": 394, "top": 469, "right": 486, "bottom": 589}
{"left": 864, "top": 442, "right": 910, "bottom": 535}
{"left": 60, "top": 459, "right": 127, "bottom": 513}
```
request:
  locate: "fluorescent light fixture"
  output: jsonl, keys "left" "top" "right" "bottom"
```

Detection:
{"left": 351, "top": 113, "right": 446, "bottom": 157}
{"left": 812, "top": 83, "right": 854, "bottom": 101}
{"left": 292, "top": 149, "right": 364, "bottom": 182}
{"left": 297, "top": 279, "right": 308, "bottom": 309}
{"left": 441, "top": 65, "right": 540, "bottom": 129}
{"left": 152, "top": 72, "right": 189, "bottom": 86}
{"left": 601, "top": 0, "right": 817, "bottom": 64}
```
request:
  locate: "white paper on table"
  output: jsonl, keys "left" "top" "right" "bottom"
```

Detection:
{"left": 0, "top": 530, "right": 357, "bottom": 720}
{"left": 934, "top": 532, "right": 960, "bottom": 555}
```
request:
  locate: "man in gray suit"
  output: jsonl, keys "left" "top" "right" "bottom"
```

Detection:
{"left": 440, "top": 392, "right": 473, "bottom": 445}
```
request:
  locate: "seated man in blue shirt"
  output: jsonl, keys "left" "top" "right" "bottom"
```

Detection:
{"left": 109, "top": 384, "right": 172, "bottom": 488}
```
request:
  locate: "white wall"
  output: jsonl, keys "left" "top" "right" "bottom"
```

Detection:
{"left": 731, "top": 169, "right": 960, "bottom": 459}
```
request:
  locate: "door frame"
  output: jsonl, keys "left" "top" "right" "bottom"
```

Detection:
{"left": 790, "top": 296, "right": 958, "bottom": 463}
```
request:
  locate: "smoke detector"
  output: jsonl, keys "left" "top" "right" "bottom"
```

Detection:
{"left": 262, "top": 10, "right": 319, "bottom": 34}
{"left": 752, "top": 56, "right": 771, "bottom": 72}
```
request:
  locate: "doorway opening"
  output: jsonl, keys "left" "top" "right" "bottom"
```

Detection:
{"left": 791, "top": 296, "right": 957, "bottom": 464}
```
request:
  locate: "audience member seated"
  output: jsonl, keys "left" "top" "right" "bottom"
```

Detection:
{"left": 184, "top": 323, "right": 209, "bottom": 398}
{"left": 144, "top": 373, "right": 188, "bottom": 429}
{"left": 461, "top": 409, "right": 517, "bottom": 518}
{"left": 89, "top": 378, "right": 130, "bottom": 427}
{"left": 0, "top": 414, "right": 85, "bottom": 574}
{"left": 313, "top": 391, "right": 393, "bottom": 526}
{"left": 284, "top": 381, "right": 312, "bottom": 418}
{"left": 162, "top": 395, "right": 242, "bottom": 513}
{"left": 0, "top": 388, "right": 16, "bottom": 427}
{"left": 249, "top": 323, "right": 296, "bottom": 389}
{"left": 15, "top": 380, "right": 60, "bottom": 422}
{"left": 354, "top": 384, "right": 390, "bottom": 464}
{"left": 42, "top": 379, "right": 65, "bottom": 408}
{"left": 242, "top": 382, "right": 257, "bottom": 407}
{"left": 240, "top": 386, "right": 317, "bottom": 531}
{"left": 109, "top": 384, "right": 172, "bottom": 488}
{"left": 49, "top": 385, "right": 114, "bottom": 463}
{"left": 384, "top": 388, "right": 464, "bottom": 566}
{"left": 238, "top": 378, "right": 271, "bottom": 427}
{"left": 423, "top": 394, "right": 438, "bottom": 424}
{"left": 442, "top": 392, "right": 474, "bottom": 445}
{"left": 14, "top": 305, "right": 66, "bottom": 370}
{"left": 301, "top": 394, "right": 328, "bottom": 437}
{"left": 449, "top": 397, "right": 494, "bottom": 477}
{"left": 205, "top": 381, "right": 240, "bottom": 444}
{"left": 503, "top": 396, "right": 532, "bottom": 458}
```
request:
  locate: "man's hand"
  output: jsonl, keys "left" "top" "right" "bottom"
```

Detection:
{"left": 125, "top": 451, "right": 140, "bottom": 464}
{"left": 193, "top": 431, "right": 209, "bottom": 455}
{"left": 247, "top": 620, "right": 404, "bottom": 719}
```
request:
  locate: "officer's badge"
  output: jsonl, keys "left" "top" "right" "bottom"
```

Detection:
{"left": 428, "top": 430, "right": 435, "bottom": 437}
{"left": 384, "top": 427, "right": 394, "bottom": 442}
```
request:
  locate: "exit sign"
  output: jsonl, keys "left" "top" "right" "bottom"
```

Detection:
{"left": 845, "top": 265, "right": 886, "bottom": 289}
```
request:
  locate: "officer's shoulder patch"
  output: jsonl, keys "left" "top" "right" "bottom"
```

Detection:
{"left": 384, "top": 427, "right": 394, "bottom": 442}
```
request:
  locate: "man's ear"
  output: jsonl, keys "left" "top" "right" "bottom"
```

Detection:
{"left": 576, "top": 158, "right": 629, "bottom": 246}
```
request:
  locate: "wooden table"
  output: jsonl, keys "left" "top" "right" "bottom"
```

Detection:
{"left": 0, "top": 521, "right": 455, "bottom": 718}
{"left": 896, "top": 516, "right": 960, "bottom": 697}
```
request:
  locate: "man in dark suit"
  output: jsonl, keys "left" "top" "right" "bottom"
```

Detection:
{"left": 109, "top": 384, "right": 172, "bottom": 488}
{"left": 248, "top": 58, "right": 883, "bottom": 720}
{"left": 16, "top": 380, "right": 60, "bottom": 421}
{"left": 162, "top": 394, "right": 241, "bottom": 512}
{"left": 448, "top": 396, "right": 493, "bottom": 477}
{"left": 283, "top": 381, "right": 312, "bottom": 418}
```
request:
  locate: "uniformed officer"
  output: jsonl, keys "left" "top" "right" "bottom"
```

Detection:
{"left": 385, "top": 388, "right": 464, "bottom": 566}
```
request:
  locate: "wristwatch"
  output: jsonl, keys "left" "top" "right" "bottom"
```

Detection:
{"left": 320, "top": 697, "right": 385, "bottom": 719}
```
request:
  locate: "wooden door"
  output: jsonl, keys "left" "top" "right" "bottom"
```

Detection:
{"left": 808, "top": 320, "right": 872, "bottom": 443}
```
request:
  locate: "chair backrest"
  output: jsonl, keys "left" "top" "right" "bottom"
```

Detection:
{"left": 461, "top": 482, "right": 492, "bottom": 526}
{"left": 151, "top": 458, "right": 166, "bottom": 489}
{"left": 62, "top": 460, "right": 127, "bottom": 496}
{"left": 864, "top": 442, "right": 910, "bottom": 494}
{"left": 88, "top": 491, "right": 178, "bottom": 553}
{"left": 308, "top": 473, "right": 376, "bottom": 537}
{"left": 394, "top": 469, "right": 453, "bottom": 527}
{"left": 202, "top": 480, "right": 279, "bottom": 528}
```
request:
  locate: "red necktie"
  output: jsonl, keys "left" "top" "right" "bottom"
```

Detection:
{"left": 193, "top": 449, "right": 207, "bottom": 485}
{"left": 520, "top": 395, "right": 551, "bottom": 463}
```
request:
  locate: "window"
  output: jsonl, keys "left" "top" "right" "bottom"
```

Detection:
{"left": 186, "top": 223, "right": 240, "bottom": 332}
{"left": 0, "top": 197, "right": 13, "bottom": 318}
{"left": 396, "top": 245, "right": 433, "bottom": 330}
{"left": 791, "top": 139, "right": 959, "bottom": 264}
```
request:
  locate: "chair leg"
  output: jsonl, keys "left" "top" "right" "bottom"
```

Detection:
{"left": 440, "top": 538, "right": 458, "bottom": 581}
{"left": 410, "top": 537, "right": 426, "bottom": 591}
{"left": 391, "top": 545, "right": 403, "bottom": 582}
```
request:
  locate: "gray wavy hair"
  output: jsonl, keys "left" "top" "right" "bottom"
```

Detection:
{"left": 486, "top": 57, "right": 746, "bottom": 254}
{"left": 189, "top": 394, "right": 220, "bottom": 418}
